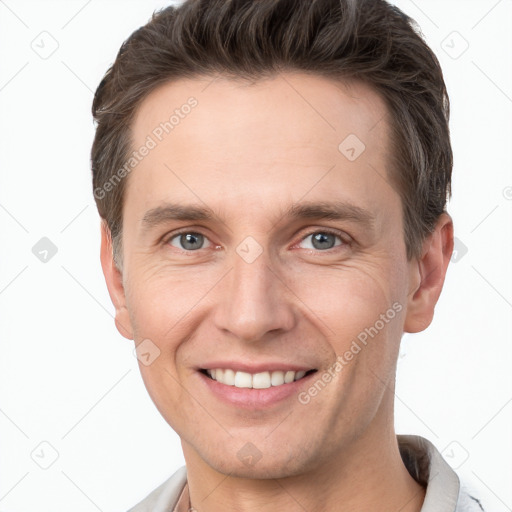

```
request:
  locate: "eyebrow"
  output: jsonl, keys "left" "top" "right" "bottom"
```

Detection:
{"left": 141, "top": 200, "right": 375, "bottom": 232}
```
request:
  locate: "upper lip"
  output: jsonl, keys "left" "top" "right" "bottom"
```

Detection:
{"left": 198, "top": 361, "right": 316, "bottom": 373}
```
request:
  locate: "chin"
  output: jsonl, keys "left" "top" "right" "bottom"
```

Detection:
{"left": 200, "top": 442, "right": 321, "bottom": 480}
{"left": 210, "top": 459, "right": 303, "bottom": 480}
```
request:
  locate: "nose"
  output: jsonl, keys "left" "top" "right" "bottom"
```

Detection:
{"left": 213, "top": 248, "right": 296, "bottom": 343}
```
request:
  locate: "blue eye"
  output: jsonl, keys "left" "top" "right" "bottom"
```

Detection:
{"left": 168, "top": 232, "right": 212, "bottom": 251}
{"left": 299, "top": 231, "right": 343, "bottom": 251}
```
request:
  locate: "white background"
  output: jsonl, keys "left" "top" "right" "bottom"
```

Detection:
{"left": 0, "top": 0, "right": 511, "bottom": 510}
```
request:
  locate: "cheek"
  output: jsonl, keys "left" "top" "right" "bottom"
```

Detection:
{"left": 124, "top": 263, "right": 215, "bottom": 342}
{"left": 288, "top": 256, "right": 407, "bottom": 346}
{"left": 122, "top": 264, "right": 223, "bottom": 417}
{"left": 124, "top": 268, "right": 205, "bottom": 428}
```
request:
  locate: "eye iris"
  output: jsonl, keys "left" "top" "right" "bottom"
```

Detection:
{"left": 312, "top": 232, "right": 335, "bottom": 250}
{"left": 181, "top": 233, "right": 203, "bottom": 250}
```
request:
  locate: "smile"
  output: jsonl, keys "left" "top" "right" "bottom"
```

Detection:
{"left": 201, "top": 368, "right": 317, "bottom": 389}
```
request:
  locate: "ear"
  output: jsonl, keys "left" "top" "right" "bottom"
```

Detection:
{"left": 404, "top": 212, "right": 454, "bottom": 333}
{"left": 99, "top": 221, "right": 134, "bottom": 340}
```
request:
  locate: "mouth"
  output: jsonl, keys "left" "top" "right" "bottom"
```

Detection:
{"left": 199, "top": 368, "right": 318, "bottom": 389}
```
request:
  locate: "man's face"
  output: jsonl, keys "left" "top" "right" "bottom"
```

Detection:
{"left": 110, "top": 73, "right": 420, "bottom": 478}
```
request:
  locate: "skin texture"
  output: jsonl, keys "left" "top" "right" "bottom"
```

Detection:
{"left": 100, "top": 72, "right": 453, "bottom": 511}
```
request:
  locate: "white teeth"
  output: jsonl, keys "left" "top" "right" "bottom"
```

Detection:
{"left": 234, "top": 371, "right": 252, "bottom": 388}
{"left": 284, "top": 370, "right": 295, "bottom": 383}
{"left": 224, "top": 369, "right": 236, "bottom": 386}
{"left": 270, "top": 371, "right": 285, "bottom": 386}
{"left": 294, "top": 370, "right": 306, "bottom": 381}
{"left": 205, "top": 368, "right": 311, "bottom": 388}
{"left": 252, "top": 371, "right": 271, "bottom": 389}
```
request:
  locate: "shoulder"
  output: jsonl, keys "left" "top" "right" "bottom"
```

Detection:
{"left": 397, "top": 435, "right": 486, "bottom": 512}
{"left": 127, "top": 466, "right": 187, "bottom": 512}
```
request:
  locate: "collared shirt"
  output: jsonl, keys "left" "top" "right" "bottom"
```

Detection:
{"left": 128, "top": 435, "right": 485, "bottom": 512}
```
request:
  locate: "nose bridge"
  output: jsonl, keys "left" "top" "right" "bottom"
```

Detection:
{"left": 213, "top": 243, "right": 294, "bottom": 342}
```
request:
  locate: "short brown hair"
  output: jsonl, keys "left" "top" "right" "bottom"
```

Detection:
{"left": 91, "top": 0, "right": 452, "bottom": 263}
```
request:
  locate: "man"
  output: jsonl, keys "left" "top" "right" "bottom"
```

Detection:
{"left": 90, "top": 0, "right": 485, "bottom": 510}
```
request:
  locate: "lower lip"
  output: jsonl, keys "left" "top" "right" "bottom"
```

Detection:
{"left": 198, "top": 371, "right": 316, "bottom": 409}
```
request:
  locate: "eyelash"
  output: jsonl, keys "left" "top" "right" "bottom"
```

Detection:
{"left": 163, "top": 228, "right": 350, "bottom": 254}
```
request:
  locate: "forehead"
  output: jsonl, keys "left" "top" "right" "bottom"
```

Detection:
{"left": 132, "top": 72, "right": 389, "bottom": 155}
{"left": 126, "top": 72, "right": 396, "bottom": 223}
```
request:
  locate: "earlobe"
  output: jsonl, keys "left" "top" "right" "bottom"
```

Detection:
{"left": 403, "top": 213, "right": 454, "bottom": 333}
{"left": 99, "top": 221, "right": 134, "bottom": 340}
